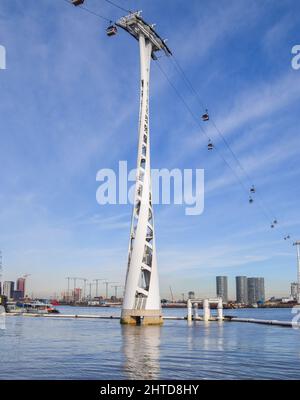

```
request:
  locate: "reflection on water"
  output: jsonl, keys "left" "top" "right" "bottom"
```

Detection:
{"left": 1, "top": 307, "right": 300, "bottom": 379}
{"left": 121, "top": 325, "right": 161, "bottom": 380}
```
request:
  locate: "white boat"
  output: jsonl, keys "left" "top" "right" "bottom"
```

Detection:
{"left": 7, "top": 301, "right": 59, "bottom": 314}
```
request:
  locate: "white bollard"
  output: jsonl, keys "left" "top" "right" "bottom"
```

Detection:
{"left": 217, "top": 298, "right": 223, "bottom": 321}
{"left": 193, "top": 302, "right": 198, "bottom": 320}
{"left": 203, "top": 299, "right": 210, "bottom": 321}
{"left": 187, "top": 299, "right": 192, "bottom": 322}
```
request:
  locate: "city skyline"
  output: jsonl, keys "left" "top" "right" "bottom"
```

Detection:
{"left": 1, "top": 0, "right": 300, "bottom": 298}
{"left": 0, "top": 272, "right": 276, "bottom": 302}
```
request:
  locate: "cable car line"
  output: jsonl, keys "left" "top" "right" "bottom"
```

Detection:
{"left": 101, "top": 0, "right": 132, "bottom": 14}
{"left": 168, "top": 54, "right": 287, "bottom": 237}
{"left": 171, "top": 54, "right": 274, "bottom": 219}
{"left": 155, "top": 61, "right": 255, "bottom": 200}
{"left": 62, "top": 0, "right": 292, "bottom": 242}
{"left": 156, "top": 61, "right": 290, "bottom": 239}
{"left": 64, "top": 0, "right": 112, "bottom": 22}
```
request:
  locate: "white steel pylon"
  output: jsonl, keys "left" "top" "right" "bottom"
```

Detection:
{"left": 116, "top": 12, "right": 171, "bottom": 325}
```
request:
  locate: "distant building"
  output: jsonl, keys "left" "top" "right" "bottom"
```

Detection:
{"left": 16, "top": 278, "right": 26, "bottom": 298}
{"left": 247, "top": 277, "right": 265, "bottom": 304}
{"left": 13, "top": 290, "right": 23, "bottom": 300}
{"left": 3, "top": 281, "right": 15, "bottom": 299}
{"left": 188, "top": 291, "right": 195, "bottom": 300}
{"left": 73, "top": 288, "right": 82, "bottom": 302}
{"left": 216, "top": 276, "right": 228, "bottom": 303}
{"left": 236, "top": 276, "right": 248, "bottom": 304}
{"left": 257, "top": 278, "right": 265, "bottom": 303}
{"left": 291, "top": 282, "right": 299, "bottom": 301}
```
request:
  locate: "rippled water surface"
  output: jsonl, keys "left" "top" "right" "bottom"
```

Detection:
{"left": 1, "top": 307, "right": 300, "bottom": 379}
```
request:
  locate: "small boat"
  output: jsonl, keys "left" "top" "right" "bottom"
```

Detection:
{"left": 7, "top": 301, "right": 60, "bottom": 314}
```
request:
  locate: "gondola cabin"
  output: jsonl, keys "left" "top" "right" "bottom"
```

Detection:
{"left": 72, "top": 0, "right": 85, "bottom": 6}
{"left": 106, "top": 25, "right": 118, "bottom": 36}
{"left": 202, "top": 110, "right": 209, "bottom": 121}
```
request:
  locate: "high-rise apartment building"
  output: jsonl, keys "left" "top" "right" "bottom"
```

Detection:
{"left": 216, "top": 276, "right": 228, "bottom": 303}
{"left": 16, "top": 278, "right": 26, "bottom": 299}
{"left": 247, "top": 277, "right": 265, "bottom": 304}
{"left": 3, "top": 281, "right": 14, "bottom": 299}
{"left": 236, "top": 276, "right": 248, "bottom": 304}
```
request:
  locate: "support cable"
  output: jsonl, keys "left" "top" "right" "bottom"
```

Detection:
{"left": 62, "top": 0, "right": 112, "bottom": 22}
{"left": 168, "top": 55, "right": 291, "bottom": 238}
{"left": 61, "top": 0, "right": 292, "bottom": 241}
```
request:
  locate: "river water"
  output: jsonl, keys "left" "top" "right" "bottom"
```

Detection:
{"left": 1, "top": 306, "right": 300, "bottom": 379}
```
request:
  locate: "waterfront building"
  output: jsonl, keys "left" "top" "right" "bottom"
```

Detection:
{"left": 291, "top": 282, "right": 299, "bottom": 301}
{"left": 16, "top": 277, "right": 26, "bottom": 298}
{"left": 236, "top": 276, "right": 248, "bottom": 304}
{"left": 257, "top": 278, "right": 265, "bottom": 303}
{"left": 247, "top": 277, "right": 265, "bottom": 304}
{"left": 216, "top": 276, "right": 228, "bottom": 303}
{"left": 3, "top": 281, "right": 14, "bottom": 299}
{"left": 13, "top": 290, "right": 23, "bottom": 300}
{"left": 73, "top": 288, "right": 82, "bottom": 302}
{"left": 188, "top": 291, "right": 195, "bottom": 300}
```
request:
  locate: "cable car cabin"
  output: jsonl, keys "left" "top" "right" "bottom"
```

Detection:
{"left": 249, "top": 197, "right": 254, "bottom": 204}
{"left": 207, "top": 142, "right": 214, "bottom": 150}
{"left": 202, "top": 110, "right": 209, "bottom": 121}
{"left": 250, "top": 186, "right": 255, "bottom": 194}
{"left": 106, "top": 25, "right": 117, "bottom": 37}
{"left": 72, "top": 0, "right": 84, "bottom": 6}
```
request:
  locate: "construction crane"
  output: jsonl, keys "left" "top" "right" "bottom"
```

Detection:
{"left": 111, "top": 285, "right": 123, "bottom": 299}
{"left": 77, "top": 278, "right": 88, "bottom": 300}
{"left": 65, "top": 277, "right": 72, "bottom": 302}
{"left": 169, "top": 286, "right": 174, "bottom": 302}
{"left": 76, "top": 278, "right": 88, "bottom": 301}
{"left": 93, "top": 279, "right": 106, "bottom": 298}
{"left": 88, "top": 282, "right": 96, "bottom": 300}
{"left": 103, "top": 281, "right": 117, "bottom": 299}
{"left": 67, "top": 277, "right": 84, "bottom": 302}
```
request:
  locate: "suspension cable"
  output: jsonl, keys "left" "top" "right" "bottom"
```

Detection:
{"left": 61, "top": 0, "right": 292, "bottom": 241}
{"left": 62, "top": 0, "right": 112, "bottom": 22}
{"left": 169, "top": 54, "right": 288, "bottom": 232}
{"left": 155, "top": 60, "right": 291, "bottom": 239}
{"left": 101, "top": 0, "right": 132, "bottom": 14}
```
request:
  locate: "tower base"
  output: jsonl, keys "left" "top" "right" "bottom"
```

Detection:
{"left": 120, "top": 309, "right": 163, "bottom": 325}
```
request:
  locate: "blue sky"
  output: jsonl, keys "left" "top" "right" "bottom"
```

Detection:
{"left": 0, "top": 0, "right": 300, "bottom": 299}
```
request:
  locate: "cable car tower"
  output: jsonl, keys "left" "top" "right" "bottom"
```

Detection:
{"left": 113, "top": 11, "right": 171, "bottom": 324}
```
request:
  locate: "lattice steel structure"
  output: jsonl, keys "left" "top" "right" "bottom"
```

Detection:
{"left": 116, "top": 12, "right": 171, "bottom": 324}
